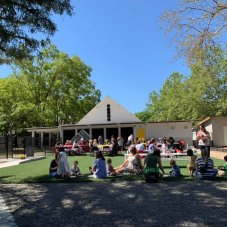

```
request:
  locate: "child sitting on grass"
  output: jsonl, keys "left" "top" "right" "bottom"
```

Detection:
{"left": 71, "top": 160, "right": 81, "bottom": 176}
{"left": 106, "top": 158, "right": 117, "bottom": 176}
{"left": 49, "top": 155, "right": 58, "bottom": 177}
{"left": 218, "top": 155, "right": 227, "bottom": 176}
{"left": 169, "top": 159, "right": 182, "bottom": 177}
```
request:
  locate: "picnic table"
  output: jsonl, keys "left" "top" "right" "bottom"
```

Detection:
{"left": 124, "top": 150, "right": 189, "bottom": 161}
{"left": 98, "top": 144, "right": 112, "bottom": 155}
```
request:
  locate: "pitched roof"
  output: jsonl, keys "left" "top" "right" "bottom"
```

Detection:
{"left": 76, "top": 96, "right": 141, "bottom": 125}
{"left": 197, "top": 116, "right": 227, "bottom": 126}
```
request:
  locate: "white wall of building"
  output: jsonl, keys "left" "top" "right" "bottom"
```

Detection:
{"left": 134, "top": 121, "right": 192, "bottom": 146}
{"left": 212, "top": 118, "right": 227, "bottom": 147}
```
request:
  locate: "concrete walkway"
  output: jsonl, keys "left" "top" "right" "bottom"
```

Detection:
{"left": 0, "top": 156, "right": 45, "bottom": 169}
{"left": 0, "top": 193, "right": 17, "bottom": 227}
{"left": 195, "top": 149, "right": 227, "bottom": 161}
{"left": 210, "top": 150, "right": 227, "bottom": 160}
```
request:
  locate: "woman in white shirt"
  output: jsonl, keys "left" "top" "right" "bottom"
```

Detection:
{"left": 115, "top": 145, "right": 142, "bottom": 174}
{"left": 196, "top": 124, "right": 211, "bottom": 160}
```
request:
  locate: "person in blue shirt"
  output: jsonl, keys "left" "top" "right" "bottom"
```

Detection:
{"left": 91, "top": 151, "right": 107, "bottom": 179}
{"left": 148, "top": 138, "right": 156, "bottom": 153}
{"left": 169, "top": 159, "right": 182, "bottom": 177}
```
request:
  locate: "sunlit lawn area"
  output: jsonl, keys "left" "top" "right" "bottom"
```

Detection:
{"left": 0, "top": 153, "right": 225, "bottom": 184}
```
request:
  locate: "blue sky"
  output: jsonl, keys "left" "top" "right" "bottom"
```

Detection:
{"left": 0, "top": 1, "right": 190, "bottom": 113}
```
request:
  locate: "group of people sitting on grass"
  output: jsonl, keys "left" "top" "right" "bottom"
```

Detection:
{"left": 144, "top": 148, "right": 227, "bottom": 181}
{"left": 49, "top": 143, "right": 227, "bottom": 181}
{"left": 49, "top": 152, "right": 81, "bottom": 178}
{"left": 49, "top": 146, "right": 142, "bottom": 179}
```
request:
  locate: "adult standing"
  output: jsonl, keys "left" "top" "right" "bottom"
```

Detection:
{"left": 117, "top": 136, "right": 124, "bottom": 151}
{"left": 111, "top": 138, "right": 120, "bottom": 156}
{"left": 126, "top": 134, "right": 134, "bottom": 146}
{"left": 98, "top": 135, "right": 104, "bottom": 145}
{"left": 196, "top": 124, "right": 211, "bottom": 159}
{"left": 167, "top": 136, "right": 175, "bottom": 149}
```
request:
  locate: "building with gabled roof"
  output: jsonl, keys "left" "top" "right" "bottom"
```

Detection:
{"left": 25, "top": 96, "right": 193, "bottom": 150}
{"left": 76, "top": 96, "right": 141, "bottom": 125}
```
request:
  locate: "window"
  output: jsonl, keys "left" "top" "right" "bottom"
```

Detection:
{"left": 107, "top": 104, "right": 111, "bottom": 121}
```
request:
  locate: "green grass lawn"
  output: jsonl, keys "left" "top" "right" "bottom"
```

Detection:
{"left": 0, "top": 153, "right": 226, "bottom": 184}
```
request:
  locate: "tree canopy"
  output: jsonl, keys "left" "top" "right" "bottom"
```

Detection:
{"left": 137, "top": 0, "right": 227, "bottom": 122}
{"left": 0, "top": 0, "right": 73, "bottom": 64}
{"left": 161, "top": 0, "right": 227, "bottom": 63}
{"left": 137, "top": 47, "right": 227, "bottom": 122}
{"left": 0, "top": 44, "right": 101, "bottom": 134}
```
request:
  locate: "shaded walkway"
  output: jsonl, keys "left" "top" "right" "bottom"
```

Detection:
{"left": 0, "top": 193, "right": 17, "bottom": 227}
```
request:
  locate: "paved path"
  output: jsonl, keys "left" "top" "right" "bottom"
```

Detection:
{"left": 0, "top": 193, "right": 17, "bottom": 227}
{"left": 210, "top": 150, "right": 227, "bottom": 160}
{"left": 0, "top": 156, "right": 45, "bottom": 169}
{"left": 194, "top": 149, "right": 226, "bottom": 162}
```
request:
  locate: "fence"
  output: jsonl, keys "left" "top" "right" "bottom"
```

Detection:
{"left": 0, "top": 136, "right": 51, "bottom": 159}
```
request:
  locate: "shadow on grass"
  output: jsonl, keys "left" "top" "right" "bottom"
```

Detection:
{"left": 21, "top": 174, "right": 93, "bottom": 183}
{"left": 21, "top": 174, "right": 145, "bottom": 183}
{"left": 19, "top": 173, "right": 227, "bottom": 184}
{"left": 0, "top": 172, "right": 150, "bottom": 184}
{"left": 0, "top": 175, "right": 15, "bottom": 180}
{"left": 163, "top": 165, "right": 187, "bottom": 169}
